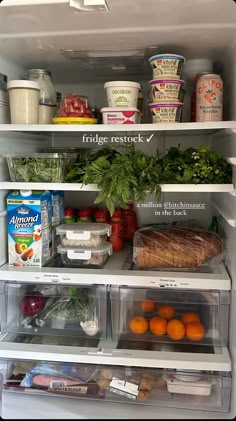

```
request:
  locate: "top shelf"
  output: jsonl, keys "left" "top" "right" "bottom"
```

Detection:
{"left": 0, "top": 122, "right": 236, "bottom": 133}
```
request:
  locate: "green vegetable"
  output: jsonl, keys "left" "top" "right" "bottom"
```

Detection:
{"left": 10, "top": 156, "right": 65, "bottom": 182}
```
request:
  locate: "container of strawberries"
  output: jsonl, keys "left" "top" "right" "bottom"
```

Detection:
{"left": 53, "top": 94, "right": 97, "bottom": 124}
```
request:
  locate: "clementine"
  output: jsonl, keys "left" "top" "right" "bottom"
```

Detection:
{"left": 129, "top": 316, "right": 148, "bottom": 334}
{"left": 149, "top": 316, "right": 167, "bottom": 336}
{"left": 167, "top": 319, "right": 185, "bottom": 341}
{"left": 158, "top": 305, "right": 175, "bottom": 320}
{"left": 181, "top": 312, "right": 200, "bottom": 325}
{"left": 186, "top": 322, "right": 205, "bottom": 341}
{"left": 140, "top": 299, "right": 156, "bottom": 313}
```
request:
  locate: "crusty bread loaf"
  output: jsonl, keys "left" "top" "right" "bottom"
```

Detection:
{"left": 134, "top": 228, "right": 222, "bottom": 269}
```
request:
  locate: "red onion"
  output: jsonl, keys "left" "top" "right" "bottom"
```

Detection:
{"left": 19, "top": 293, "right": 45, "bottom": 317}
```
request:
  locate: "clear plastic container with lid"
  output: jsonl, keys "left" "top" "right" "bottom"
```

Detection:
{"left": 57, "top": 243, "right": 113, "bottom": 268}
{"left": 27, "top": 69, "right": 57, "bottom": 124}
{"left": 56, "top": 223, "right": 112, "bottom": 247}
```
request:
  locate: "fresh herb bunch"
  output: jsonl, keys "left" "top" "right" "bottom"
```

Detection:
{"left": 83, "top": 145, "right": 161, "bottom": 215}
{"left": 158, "top": 145, "right": 232, "bottom": 184}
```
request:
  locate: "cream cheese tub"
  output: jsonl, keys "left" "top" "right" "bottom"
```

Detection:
{"left": 149, "top": 102, "right": 183, "bottom": 123}
{"left": 101, "top": 107, "right": 140, "bottom": 124}
{"left": 7, "top": 80, "right": 40, "bottom": 124}
{"left": 149, "top": 79, "right": 185, "bottom": 102}
{"left": 104, "top": 81, "right": 141, "bottom": 107}
{"left": 149, "top": 54, "right": 185, "bottom": 80}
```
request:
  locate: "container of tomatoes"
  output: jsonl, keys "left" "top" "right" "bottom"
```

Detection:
{"left": 53, "top": 94, "right": 97, "bottom": 124}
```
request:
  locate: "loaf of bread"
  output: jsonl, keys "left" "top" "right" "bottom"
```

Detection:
{"left": 133, "top": 227, "right": 222, "bottom": 269}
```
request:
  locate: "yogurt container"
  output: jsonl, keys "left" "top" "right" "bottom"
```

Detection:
{"left": 149, "top": 102, "right": 183, "bottom": 123}
{"left": 101, "top": 107, "right": 140, "bottom": 124}
{"left": 104, "top": 81, "right": 141, "bottom": 108}
{"left": 149, "top": 79, "right": 185, "bottom": 102}
{"left": 149, "top": 54, "right": 185, "bottom": 80}
{"left": 7, "top": 80, "right": 40, "bottom": 124}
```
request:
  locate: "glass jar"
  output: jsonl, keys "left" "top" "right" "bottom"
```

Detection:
{"left": 27, "top": 69, "right": 57, "bottom": 124}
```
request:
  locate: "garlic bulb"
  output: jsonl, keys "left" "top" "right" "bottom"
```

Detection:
{"left": 80, "top": 319, "right": 99, "bottom": 336}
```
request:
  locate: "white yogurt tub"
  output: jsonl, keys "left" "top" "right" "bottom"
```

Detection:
{"left": 149, "top": 102, "right": 183, "bottom": 123}
{"left": 104, "top": 81, "right": 141, "bottom": 107}
{"left": 101, "top": 107, "right": 140, "bottom": 124}
{"left": 149, "top": 54, "right": 185, "bottom": 80}
{"left": 7, "top": 80, "right": 40, "bottom": 124}
{"left": 149, "top": 79, "right": 185, "bottom": 102}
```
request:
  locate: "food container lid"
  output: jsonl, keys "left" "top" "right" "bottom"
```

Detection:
{"left": 148, "top": 102, "right": 183, "bottom": 108}
{"left": 5, "top": 152, "right": 75, "bottom": 159}
{"left": 101, "top": 107, "right": 140, "bottom": 113}
{"left": 53, "top": 117, "right": 97, "bottom": 125}
{"left": 56, "top": 223, "right": 112, "bottom": 240}
{"left": 104, "top": 81, "right": 141, "bottom": 89}
{"left": 149, "top": 79, "right": 185, "bottom": 85}
{"left": 57, "top": 242, "right": 113, "bottom": 257}
{"left": 7, "top": 80, "right": 40, "bottom": 90}
{"left": 149, "top": 54, "right": 186, "bottom": 62}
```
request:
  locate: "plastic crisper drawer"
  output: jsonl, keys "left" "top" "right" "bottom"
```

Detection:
{"left": 1, "top": 360, "right": 231, "bottom": 413}
{"left": 110, "top": 286, "right": 230, "bottom": 346}
{"left": 0, "top": 282, "right": 107, "bottom": 339}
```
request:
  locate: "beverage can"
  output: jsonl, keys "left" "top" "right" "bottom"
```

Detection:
{"left": 196, "top": 73, "right": 223, "bottom": 121}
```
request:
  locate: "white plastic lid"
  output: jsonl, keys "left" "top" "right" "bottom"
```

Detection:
{"left": 101, "top": 107, "right": 140, "bottom": 113}
{"left": 56, "top": 223, "right": 111, "bottom": 240}
{"left": 104, "top": 81, "right": 141, "bottom": 89}
{"left": 7, "top": 80, "right": 40, "bottom": 90}
{"left": 58, "top": 242, "right": 113, "bottom": 257}
{"left": 20, "top": 190, "right": 32, "bottom": 197}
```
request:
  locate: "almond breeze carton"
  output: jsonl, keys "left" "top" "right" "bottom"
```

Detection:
{"left": 51, "top": 190, "right": 64, "bottom": 256}
{"left": 7, "top": 190, "right": 52, "bottom": 267}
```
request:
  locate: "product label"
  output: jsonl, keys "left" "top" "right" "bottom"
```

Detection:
{"left": 151, "top": 106, "right": 182, "bottom": 123}
{"left": 7, "top": 191, "right": 52, "bottom": 267}
{"left": 196, "top": 76, "right": 223, "bottom": 121}
{"left": 152, "top": 82, "right": 183, "bottom": 101}
{"left": 109, "top": 378, "right": 139, "bottom": 400}
{"left": 153, "top": 59, "right": 183, "bottom": 78}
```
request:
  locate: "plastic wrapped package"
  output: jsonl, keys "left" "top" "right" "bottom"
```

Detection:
{"left": 133, "top": 226, "right": 224, "bottom": 270}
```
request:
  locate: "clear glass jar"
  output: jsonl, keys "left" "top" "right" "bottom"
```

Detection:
{"left": 27, "top": 69, "right": 57, "bottom": 124}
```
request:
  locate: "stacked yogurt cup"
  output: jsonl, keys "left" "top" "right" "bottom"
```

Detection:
{"left": 148, "top": 54, "right": 186, "bottom": 124}
{"left": 102, "top": 81, "right": 141, "bottom": 124}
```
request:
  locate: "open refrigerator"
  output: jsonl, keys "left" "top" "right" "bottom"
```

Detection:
{"left": 0, "top": 0, "right": 236, "bottom": 419}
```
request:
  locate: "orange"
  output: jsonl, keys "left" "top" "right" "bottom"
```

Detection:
{"left": 158, "top": 305, "right": 175, "bottom": 320}
{"left": 149, "top": 316, "right": 167, "bottom": 336}
{"left": 186, "top": 322, "right": 205, "bottom": 342}
{"left": 167, "top": 319, "right": 185, "bottom": 341}
{"left": 140, "top": 299, "right": 156, "bottom": 313}
{"left": 181, "top": 312, "right": 200, "bottom": 325}
{"left": 129, "top": 316, "right": 148, "bottom": 334}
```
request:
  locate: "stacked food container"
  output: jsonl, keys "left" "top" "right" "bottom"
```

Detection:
{"left": 148, "top": 54, "right": 185, "bottom": 123}
{"left": 56, "top": 223, "right": 112, "bottom": 268}
{"left": 101, "top": 80, "right": 141, "bottom": 124}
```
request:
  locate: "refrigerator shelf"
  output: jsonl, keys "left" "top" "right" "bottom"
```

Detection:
{"left": 0, "top": 249, "right": 231, "bottom": 290}
{"left": 0, "top": 181, "right": 234, "bottom": 193}
{"left": 0, "top": 121, "right": 236, "bottom": 133}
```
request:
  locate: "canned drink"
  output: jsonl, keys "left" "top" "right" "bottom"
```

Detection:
{"left": 196, "top": 73, "right": 223, "bottom": 122}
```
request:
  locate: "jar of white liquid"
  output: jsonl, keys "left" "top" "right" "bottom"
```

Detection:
{"left": 27, "top": 69, "right": 57, "bottom": 124}
{"left": 7, "top": 80, "right": 40, "bottom": 124}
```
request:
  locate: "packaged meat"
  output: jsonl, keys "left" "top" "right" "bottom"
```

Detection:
{"left": 133, "top": 226, "right": 223, "bottom": 269}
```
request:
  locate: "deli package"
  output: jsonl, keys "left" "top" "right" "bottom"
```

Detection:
{"left": 133, "top": 226, "right": 224, "bottom": 270}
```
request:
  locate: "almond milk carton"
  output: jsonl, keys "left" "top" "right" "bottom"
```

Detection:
{"left": 7, "top": 190, "right": 52, "bottom": 267}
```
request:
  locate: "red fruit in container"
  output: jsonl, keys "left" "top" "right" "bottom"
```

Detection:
{"left": 19, "top": 292, "right": 45, "bottom": 317}
{"left": 65, "top": 95, "right": 75, "bottom": 105}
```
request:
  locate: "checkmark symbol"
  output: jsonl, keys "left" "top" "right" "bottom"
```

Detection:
{"left": 147, "top": 134, "right": 154, "bottom": 143}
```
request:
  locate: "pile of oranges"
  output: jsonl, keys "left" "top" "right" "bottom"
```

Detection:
{"left": 129, "top": 299, "right": 205, "bottom": 342}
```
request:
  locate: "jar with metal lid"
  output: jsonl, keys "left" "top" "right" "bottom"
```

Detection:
{"left": 27, "top": 69, "right": 57, "bottom": 124}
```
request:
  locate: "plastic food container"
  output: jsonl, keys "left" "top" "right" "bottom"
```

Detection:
{"left": 56, "top": 223, "right": 112, "bottom": 247}
{"left": 149, "top": 79, "right": 185, "bottom": 102}
{"left": 104, "top": 81, "right": 141, "bottom": 108}
{"left": 149, "top": 54, "right": 185, "bottom": 80}
{"left": 149, "top": 102, "right": 183, "bottom": 123}
{"left": 162, "top": 373, "right": 213, "bottom": 396}
{"left": 101, "top": 107, "right": 140, "bottom": 124}
{"left": 58, "top": 243, "right": 113, "bottom": 268}
{"left": 6, "top": 153, "right": 73, "bottom": 182}
{"left": 7, "top": 80, "right": 40, "bottom": 124}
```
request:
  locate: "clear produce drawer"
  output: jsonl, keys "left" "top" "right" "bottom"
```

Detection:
{"left": 0, "top": 360, "right": 231, "bottom": 413}
{"left": 110, "top": 287, "right": 230, "bottom": 346}
{"left": 0, "top": 282, "right": 107, "bottom": 340}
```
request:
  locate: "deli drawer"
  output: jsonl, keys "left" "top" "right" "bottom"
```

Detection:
{"left": 110, "top": 287, "right": 230, "bottom": 346}
{"left": 0, "top": 360, "right": 231, "bottom": 413}
{"left": 0, "top": 282, "right": 108, "bottom": 340}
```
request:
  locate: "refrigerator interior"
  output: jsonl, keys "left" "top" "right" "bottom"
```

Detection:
{"left": 0, "top": 0, "right": 236, "bottom": 418}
